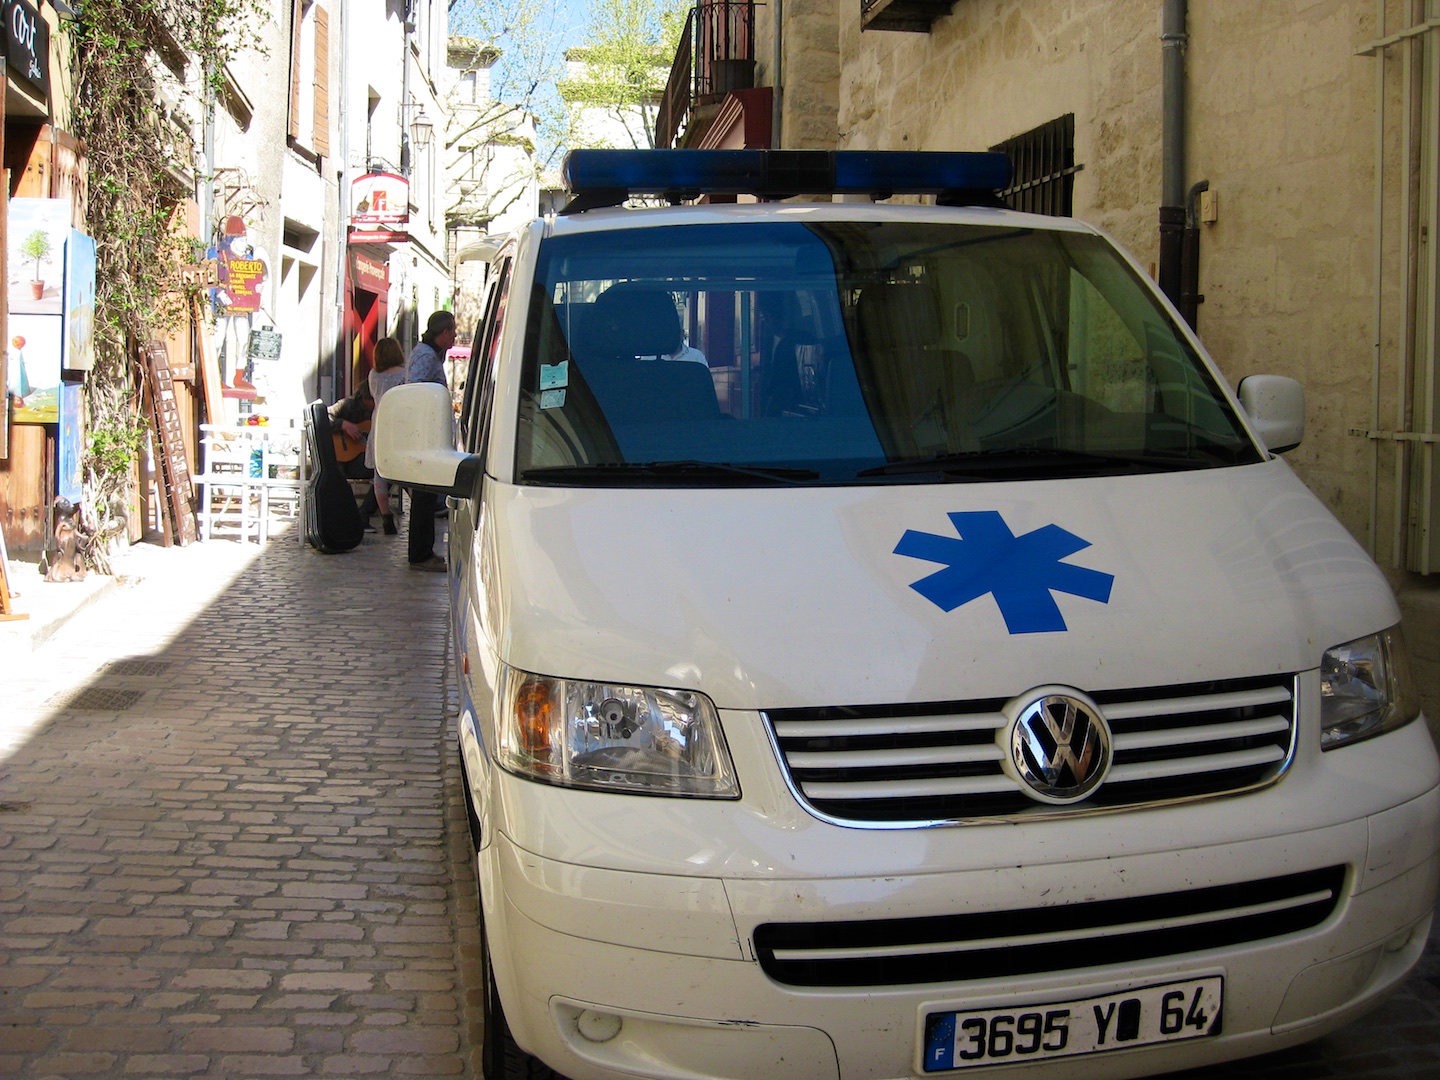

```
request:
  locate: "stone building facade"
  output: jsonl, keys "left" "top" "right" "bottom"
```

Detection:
{"left": 700, "top": 0, "right": 1440, "bottom": 721}
{"left": 764, "top": 0, "right": 1401, "bottom": 539}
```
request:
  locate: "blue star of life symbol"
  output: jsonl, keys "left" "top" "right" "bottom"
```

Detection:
{"left": 894, "top": 510, "right": 1115, "bottom": 634}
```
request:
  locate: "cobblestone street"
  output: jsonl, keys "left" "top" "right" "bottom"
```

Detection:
{"left": 0, "top": 529, "right": 480, "bottom": 1077}
{"left": 1, "top": 529, "right": 1438, "bottom": 1079}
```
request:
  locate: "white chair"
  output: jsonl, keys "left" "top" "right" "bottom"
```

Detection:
{"left": 196, "top": 426, "right": 257, "bottom": 542}
{"left": 196, "top": 425, "right": 307, "bottom": 544}
{"left": 255, "top": 430, "right": 305, "bottom": 544}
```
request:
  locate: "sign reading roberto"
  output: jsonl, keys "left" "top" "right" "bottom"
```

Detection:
{"left": 214, "top": 216, "right": 267, "bottom": 315}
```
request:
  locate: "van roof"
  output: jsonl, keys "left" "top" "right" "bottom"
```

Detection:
{"left": 540, "top": 196, "right": 1105, "bottom": 241}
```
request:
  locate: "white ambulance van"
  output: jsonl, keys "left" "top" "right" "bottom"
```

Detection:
{"left": 376, "top": 150, "right": 1440, "bottom": 1080}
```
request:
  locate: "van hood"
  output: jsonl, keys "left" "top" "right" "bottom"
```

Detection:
{"left": 488, "top": 459, "right": 1397, "bottom": 710}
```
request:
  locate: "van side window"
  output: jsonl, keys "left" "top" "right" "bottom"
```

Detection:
{"left": 457, "top": 302, "right": 489, "bottom": 450}
{"left": 463, "top": 256, "right": 513, "bottom": 457}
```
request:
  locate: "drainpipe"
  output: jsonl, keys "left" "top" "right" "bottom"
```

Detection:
{"left": 1180, "top": 178, "right": 1208, "bottom": 329}
{"left": 1367, "top": 0, "right": 1386, "bottom": 558}
{"left": 771, "top": 0, "right": 784, "bottom": 148}
{"left": 1396, "top": 0, "right": 1428, "bottom": 571}
{"left": 1158, "top": 0, "right": 1187, "bottom": 309}
{"left": 333, "top": 0, "right": 350, "bottom": 403}
{"left": 400, "top": 23, "right": 413, "bottom": 177}
{"left": 202, "top": 71, "right": 215, "bottom": 243}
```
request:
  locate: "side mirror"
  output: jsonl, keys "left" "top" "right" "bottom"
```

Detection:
{"left": 1237, "top": 374, "right": 1304, "bottom": 454}
{"left": 373, "top": 383, "right": 480, "bottom": 496}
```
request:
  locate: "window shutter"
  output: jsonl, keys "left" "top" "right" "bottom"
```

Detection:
{"left": 288, "top": 0, "right": 302, "bottom": 142}
{"left": 313, "top": 6, "right": 330, "bottom": 157}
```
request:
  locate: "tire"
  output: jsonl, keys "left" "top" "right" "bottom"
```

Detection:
{"left": 465, "top": 751, "right": 563, "bottom": 1080}
{"left": 480, "top": 914, "right": 562, "bottom": 1080}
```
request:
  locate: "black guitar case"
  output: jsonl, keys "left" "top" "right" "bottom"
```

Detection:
{"left": 305, "top": 400, "right": 365, "bottom": 554}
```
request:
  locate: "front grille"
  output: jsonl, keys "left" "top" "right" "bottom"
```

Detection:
{"left": 767, "top": 674, "right": 1295, "bottom": 824}
{"left": 754, "top": 866, "right": 1345, "bottom": 987}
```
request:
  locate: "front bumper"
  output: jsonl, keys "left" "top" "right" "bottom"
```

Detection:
{"left": 481, "top": 779, "right": 1440, "bottom": 1080}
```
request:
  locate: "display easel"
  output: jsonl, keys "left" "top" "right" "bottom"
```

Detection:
{"left": 0, "top": 527, "right": 28, "bottom": 621}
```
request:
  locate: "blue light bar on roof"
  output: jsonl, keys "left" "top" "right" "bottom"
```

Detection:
{"left": 560, "top": 149, "right": 1013, "bottom": 211}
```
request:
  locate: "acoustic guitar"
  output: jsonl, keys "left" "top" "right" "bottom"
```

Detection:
{"left": 333, "top": 419, "right": 371, "bottom": 464}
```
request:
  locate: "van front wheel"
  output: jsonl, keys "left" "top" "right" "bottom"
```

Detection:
{"left": 480, "top": 919, "right": 562, "bottom": 1080}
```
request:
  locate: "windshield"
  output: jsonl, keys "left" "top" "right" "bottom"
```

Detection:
{"left": 514, "top": 220, "right": 1261, "bottom": 486}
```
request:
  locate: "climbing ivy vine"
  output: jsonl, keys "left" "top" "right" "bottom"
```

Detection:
{"left": 65, "top": 0, "right": 262, "bottom": 564}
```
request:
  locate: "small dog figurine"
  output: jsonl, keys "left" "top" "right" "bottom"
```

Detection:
{"left": 46, "top": 498, "right": 88, "bottom": 582}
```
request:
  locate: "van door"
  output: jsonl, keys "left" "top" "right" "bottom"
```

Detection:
{"left": 450, "top": 254, "right": 512, "bottom": 660}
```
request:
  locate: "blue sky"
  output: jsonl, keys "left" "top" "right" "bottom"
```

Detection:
{"left": 561, "top": 0, "right": 590, "bottom": 46}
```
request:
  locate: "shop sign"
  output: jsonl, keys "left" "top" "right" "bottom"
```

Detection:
{"left": 350, "top": 252, "right": 389, "bottom": 295}
{"left": 247, "top": 329, "right": 282, "bottom": 360}
{"left": 349, "top": 229, "right": 409, "bottom": 245}
{"left": 351, "top": 172, "right": 409, "bottom": 227}
{"left": 213, "top": 216, "right": 267, "bottom": 315}
{"left": 221, "top": 256, "right": 267, "bottom": 312}
{"left": 4, "top": 0, "right": 49, "bottom": 105}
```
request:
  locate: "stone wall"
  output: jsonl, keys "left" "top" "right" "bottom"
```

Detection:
{"left": 832, "top": 0, "right": 1393, "bottom": 542}
{"left": 1185, "top": 2, "right": 1388, "bottom": 548}
{"left": 810, "top": 0, "right": 1440, "bottom": 728}
{"left": 757, "top": 0, "right": 843, "bottom": 149}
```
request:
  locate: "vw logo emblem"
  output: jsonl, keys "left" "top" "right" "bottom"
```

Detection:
{"left": 1008, "top": 690, "right": 1112, "bottom": 804}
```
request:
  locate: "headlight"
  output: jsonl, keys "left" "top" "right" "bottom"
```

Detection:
{"left": 496, "top": 666, "right": 739, "bottom": 797}
{"left": 1320, "top": 626, "right": 1419, "bottom": 750}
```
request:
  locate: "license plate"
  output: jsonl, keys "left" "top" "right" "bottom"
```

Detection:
{"left": 922, "top": 976, "right": 1222, "bottom": 1072}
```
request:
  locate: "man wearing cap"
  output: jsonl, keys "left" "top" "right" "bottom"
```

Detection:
{"left": 404, "top": 311, "right": 456, "bottom": 571}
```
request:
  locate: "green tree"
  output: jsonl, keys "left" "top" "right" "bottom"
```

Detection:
{"left": 443, "top": 40, "right": 552, "bottom": 237}
{"left": 447, "top": 0, "right": 576, "bottom": 224}
{"left": 560, "top": 0, "right": 690, "bottom": 149}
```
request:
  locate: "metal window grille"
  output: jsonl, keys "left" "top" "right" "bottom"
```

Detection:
{"left": 991, "top": 114, "right": 1081, "bottom": 216}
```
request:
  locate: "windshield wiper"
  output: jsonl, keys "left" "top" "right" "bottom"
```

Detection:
{"left": 856, "top": 447, "right": 1216, "bottom": 479}
{"left": 525, "top": 460, "right": 821, "bottom": 485}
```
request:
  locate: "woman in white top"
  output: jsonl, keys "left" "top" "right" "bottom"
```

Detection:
{"left": 367, "top": 337, "right": 408, "bottom": 535}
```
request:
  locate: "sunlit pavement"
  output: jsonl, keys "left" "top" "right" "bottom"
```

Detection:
{"left": 0, "top": 524, "right": 482, "bottom": 1077}
{"left": 0, "top": 528, "right": 1437, "bottom": 1079}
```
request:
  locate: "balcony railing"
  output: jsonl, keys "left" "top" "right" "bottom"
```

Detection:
{"left": 656, "top": 1, "right": 756, "bottom": 149}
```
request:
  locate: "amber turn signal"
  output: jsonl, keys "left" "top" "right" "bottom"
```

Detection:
{"left": 515, "top": 677, "right": 554, "bottom": 757}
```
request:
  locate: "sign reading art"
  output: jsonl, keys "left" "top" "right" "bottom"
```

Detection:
{"left": 351, "top": 172, "right": 410, "bottom": 227}
{"left": 4, "top": 0, "right": 49, "bottom": 105}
